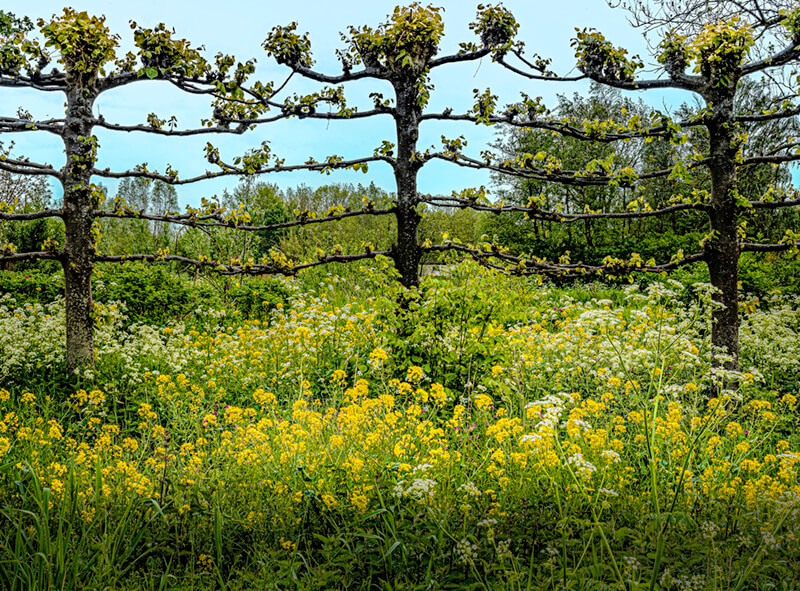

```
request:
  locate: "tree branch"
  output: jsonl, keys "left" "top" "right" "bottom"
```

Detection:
{"left": 292, "top": 249, "right": 392, "bottom": 272}
{"left": 92, "top": 155, "right": 393, "bottom": 185}
{"left": 742, "top": 152, "right": 800, "bottom": 166}
{"left": 0, "top": 250, "right": 64, "bottom": 264}
{"left": 429, "top": 48, "right": 492, "bottom": 68}
{"left": 420, "top": 111, "right": 703, "bottom": 143}
{"left": 497, "top": 55, "right": 586, "bottom": 82}
{"left": 93, "top": 253, "right": 295, "bottom": 276}
{"left": 97, "top": 206, "right": 395, "bottom": 230}
{"left": 421, "top": 195, "right": 707, "bottom": 221}
{"left": 740, "top": 42, "right": 800, "bottom": 75}
{"left": 735, "top": 104, "right": 800, "bottom": 123}
{"left": 0, "top": 116, "right": 65, "bottom": 135}
{"left": 748, "top": 199, "right": 800, "bottom": 210}
{"left": 0, "top": 73, "right": 66, "bottom": 92}
{"left": 94, "top": 249, "right": 392, "bottom": 275}
{"left": 0, "top": 157, "right": 61, "bottom": 178}
{"left": 0, "top": 209, "right": 63, "bottom": 221}
{"left": 259, "top": 105, "right": 394, "bottom": 121}
{"left": 91, "top": 117, "right": 252, "bottom": 136}
{"left": 426, "top": 151, "right": 699, "bottom": 186}
{"left": 740, "top": 240, "right": 800, "bottom": 253}
{"left": 286, "top": 65, "right": 381, "bottom": 84}
{"left": 422, "top": 243, "right": 706, "bottom": 276}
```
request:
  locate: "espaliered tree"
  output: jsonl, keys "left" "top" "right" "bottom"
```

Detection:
{"left": 0, "top": 8, "right": 424, "bottom": 372}
{"left": 418, "top": 0, "right": 800, "bottom": 370}
{"left": 250, "top": 3, "right": 524, "bottom": 287}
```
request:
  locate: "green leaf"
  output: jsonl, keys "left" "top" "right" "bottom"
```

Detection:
{"left": 145, "top": 67, "right": 158, "bottom": 79}
{"left": 384, "top": 540, "right": 402, "bottom": 558}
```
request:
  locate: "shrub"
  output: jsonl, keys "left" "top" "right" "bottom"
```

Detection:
{"left": 93, "top": 263, "right": 214, "bottom": 324}
{"left": 0, "top": 270, "right": 64, "bottom": 304}
{"left": 226, "top": 275, "right": 298, "bottom": 321}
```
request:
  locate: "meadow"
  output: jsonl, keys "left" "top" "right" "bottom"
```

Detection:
{"left": 1, "top": 260, "right": 799, "bottom": 590}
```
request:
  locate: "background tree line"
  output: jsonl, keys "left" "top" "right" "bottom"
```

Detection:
{"left": 486, "top": 81, "right": 798, "bottom": 265}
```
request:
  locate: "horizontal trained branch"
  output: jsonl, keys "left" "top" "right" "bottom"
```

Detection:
{"left": 0, "top": 116, "right": 65, "bottom": 135}
{"left": 741, "top": 43, "right": 800, "bottom": 76}
{"left": 91, "top": 118, "right": 252, "bottom": 137}
{"left": 740, "top": 241, "right": 800, "bottom": 253}
{"left": 291, "top": 249, "right": 392, "bottom": 272}
{"left": 0, "top": 209, "right": 63, "bottom": 221}
{"left": 421, "top": 195, "right": 707, "bottom": 221}
{"left": 735, "top": 104, "right": 800, "bottom": 123}
{"left": 420, "top": 110, "right": 705, "bottom": 143}
{"left": 427, "top": 151, "right": 702, "bottom": 186}
{"left": 429, "top": 48, "right": 492, "bottom": 68}
{"left": 748, "top": 199, "right": 800, "bottom": 210}
{"left": 94, "top": 253, "right": 296, "bottom": 276}
{"left": 92, "top": 155, "right": 392, "bottom": 185}
{"left": 94, "top": 249, "right": 392, "bottom": 275}
{"left": 0, "top": 157, "right": 61, "bottom": 178}
{"left": 496, "top": 54, "right": 586, "bottom": 82}
{"left": 742, "top": 152, "right": 800, "bottom": 166}
{"left": 97, "top": 206, "right": 395, "bottom": 230}
{"left": 283, "top": 65, "right": 379, "bottom": 85}
{"left": 423, "top": 243, "right": 706, "bottom": 278}
{"left": 0, "top": 250, "right": 64, "bottom": 263}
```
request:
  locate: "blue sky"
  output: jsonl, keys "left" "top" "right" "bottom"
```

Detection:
{"left": 7, "top": 1, "right": 692, "bottom": 206}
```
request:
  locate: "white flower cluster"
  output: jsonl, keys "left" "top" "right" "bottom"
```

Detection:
{"left": 495, "top": 539, "right": 513, "bottom": 561}
{"left": 669, "top": 573, "right": 706, "bottom": 591}
{"left": 600, "top": 449, "right": 621, "bottom": 463}
{"left": 519, "top": 433, "right": 542, "bottom": 445}
{"left": 566, "top": 452, "right": 597, "bottom": 476}
{"left": 457, "top": 481, "right": 481, "bottom": 498}
{"left": 700, "top": 520, "right": 719, "bottom": 541}
{"left": 776, "top": 452, "right": 800, "bottom": 469}
{"left": 0, "top": 296, "right": 192, "bottom": 384}
{"left": 622, "top": 555, "right": 640, "bottom": 570}
{"left": 740, "top": 295, "right": 800, "bottom": 377}
{"left": 0, "top": 296, "right": 66, "bottom": 380}
{"left": 393, "top": 478, "right": 437, "bottom": 501}
{"left": 454, "top": 539, "right": 478, "bottom": 565}
{"left": 526, "top": 392, "right": 571, "bottom": 431}
{"left": 568, "top": 419, "right": 593, "bottom": 432}
{"left": 761, "top": 530, "right": 780, "bottom": 551}
{"left": 511, "top": 282, "right": 713, "bottom": 396}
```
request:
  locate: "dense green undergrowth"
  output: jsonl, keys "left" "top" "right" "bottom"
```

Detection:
{"left": 0, "top": 260, "right": 799, "bottom": 590}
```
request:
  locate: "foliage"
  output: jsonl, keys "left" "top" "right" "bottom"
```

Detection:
{"left": 1, "top": 264, "right": 799, "bottom": 589}
{"left": 93, "top": 263, "right": 217, "bottom": 324}
{"left": 0, "top": 172, "right": 60, "bottom": 271}
{"left": 39, "top": 9, "right": 119, "bottom": 81}
{"left": 376, "top": 260, "right": 536, "bottom": 390}
{"left": 738, "top": 251, "right": 800, "bottom": 296}
{"left": 226, "top": 275, "right": 297, "bottom": 321}
{"left": 0, "top": 269, "right": 63, "bottom": 304}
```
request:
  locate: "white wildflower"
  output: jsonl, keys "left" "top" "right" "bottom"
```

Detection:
{"left": 455, "top": 539, "right": 478, "bottom": 565}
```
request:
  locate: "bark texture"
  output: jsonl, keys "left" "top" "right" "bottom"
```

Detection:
{"left": 62, "top": 85, "right": 98, "bottom": 373}
{"left": 391, "top": 83, "right": 423, "bottom": 288}
{"left": 703, "top": 86, "right": 740, "bottom": 370}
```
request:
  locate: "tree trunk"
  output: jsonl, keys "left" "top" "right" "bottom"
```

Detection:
{"left": 706, "top": 212, "right": 740, "bottom": 370}
{"left": 63, "top": 220, "right": 94, "bottom": 372}
{"left": 392, "top": 84, "right": 423, "bottom": 288}
{"left": 62, "top": 84, "right": 98, "bottom": 373}
{"left": 704, "top": 90, "right": 740, "bottom": 371}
